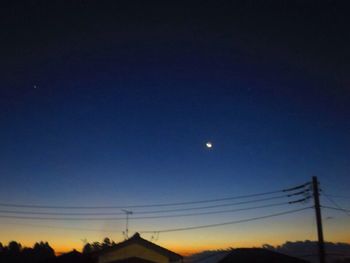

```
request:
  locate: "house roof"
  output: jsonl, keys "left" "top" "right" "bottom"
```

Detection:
{"left": 218, "top": 248, "right": 310, "bottom": 263}
{"left": 105, "top": 257, "right": 162, "bottom": 263}
{"left": 100, "top": 233, "right": 183, "bottom": 262}
{"left": 44, "top": 250, "right": 96, "bottom": 263}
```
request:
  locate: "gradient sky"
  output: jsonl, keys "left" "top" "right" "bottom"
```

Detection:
{"left": 0, "top": 1, "right": 349, "bottom": 254}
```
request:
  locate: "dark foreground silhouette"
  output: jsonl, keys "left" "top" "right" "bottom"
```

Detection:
{"left": 1, "top": 239, "right": 350, "bottom": 263}
{"left": 0, "top": 241, "right": 55, "bottom": 263}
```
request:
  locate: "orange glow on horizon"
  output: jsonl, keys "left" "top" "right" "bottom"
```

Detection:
{"left": 4, "top": 235, "right": 350, "bottom": 257}
{"left": 1, "top": 220, "right": 349, "bottom": 257}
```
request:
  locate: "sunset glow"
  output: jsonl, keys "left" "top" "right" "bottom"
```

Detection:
{"left": 1, "top": 2, "right": 350, "bottom": 263}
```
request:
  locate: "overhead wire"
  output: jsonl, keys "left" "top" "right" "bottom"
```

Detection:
{"left": 0, "top": 182, "right": 311, "bottom": 234}
{"left": 0, "top": 194, "right": 304, "bottom": 216}
{"left": 322, "top": 194, "right": 350, "bottom": 199}
{"left": 139, "top": 207, "right": 312, "bottom": 233}
{"left": 131, "top": 199, "right": 309, "bottom": 220}
{"left": 0, "top": 221, "right": 116, "bottom": 233}
{"left": 322, "top": 206, "right": 350, "bottom": 214}
{"left": 0, "top": 198, "right": 309, "bottom": 221}
{"left": 283, "top": 182, "right": 311, "bottom": 192}
{"left": 0, "top": 182, "right": 310, "bottom": 210}
{"left": 0, "top": 205, "right": 312, "bottom": 235}
{"left": 321, "top": 191, "right": 350, "bottom": 217}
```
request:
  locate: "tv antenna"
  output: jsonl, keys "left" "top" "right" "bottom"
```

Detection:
{"left": 122, "top": 209, "right": 133, "bottom": 239}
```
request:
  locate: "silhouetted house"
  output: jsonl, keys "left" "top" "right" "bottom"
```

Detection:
{"left": 217, "top": 248, "right": 309, "bottom": 263}
{"left": 44, "top": 250, "right": 95, "bottom": 263}
{"left": 98, "top": 233, "right": 183, "bottom": 263}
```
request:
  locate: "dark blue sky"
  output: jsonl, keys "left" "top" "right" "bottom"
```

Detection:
{"left": 0, "top": 0, "right": 349, "bottom": 251}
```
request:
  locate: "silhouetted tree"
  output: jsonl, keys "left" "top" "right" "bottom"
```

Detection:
{"left": 82, "top": 243, "right": 93, "bottom": 254}
{"left": 102, "top": 237, "right": 111, "bottom": 249}
{"left": 21, "top": 247, "right": 34, "bottom": 261}
{"left": 0, "top": 240, "right": 55, "bottom": 263}
{"left": 1, "top": 241, "right": 22, "bottom": 263}
{"left": 8, "top": 241, "right": 21, "bottom": 254}
{"left": 91, "top": 241, "right": 101, "bottom": 252}
{"left": 32, "top": 241, "right": 55, "bottom": 261}
{"left": 82, "top": 237, "right": 116, "bottom": 254}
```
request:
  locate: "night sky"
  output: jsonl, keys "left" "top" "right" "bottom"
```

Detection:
{"left": 0, "top": 1, "right": 349, "bottom": 253}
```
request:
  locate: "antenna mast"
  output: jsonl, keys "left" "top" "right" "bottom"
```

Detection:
{"left": 122, "top": 209, "right": 133, "bottom": 239}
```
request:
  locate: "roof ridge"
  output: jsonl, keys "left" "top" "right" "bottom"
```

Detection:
{"left": 99, "top": 233, "right": 183, "bottom": 261}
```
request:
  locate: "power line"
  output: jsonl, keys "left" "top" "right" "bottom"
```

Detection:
{"left": 321, "top": 194, "right": 350, "bottom": 199}
{"left": 0, "top": 194, "right": 301, "bottom": 216}
{"left": 322, "top": 191, "right": 350, "bottom": 216}
{"left": 0, "top": 183, "right": 310, "bottom": 210}
{"left": 289, "top": 197, "right": 311, "bottom": 204}
{"left": 283, "top": 182, "right": 311, "bottom": 192}
{"left": 139, "top": 207, "right": 312, "bottom": 233}
{"left": 133, "top": 194, "right": 297, "bottom": 214}
{"left": 0, "top": 209, "right": 125, "bottom": 216}
{"left": 287, "top": 189, "right": 311, "bottom": 197}
{"left": 0, "top": 200, "right": 308, "bottom": 233}
{"left": 134, "top": 200, "right": 308, "bottom": 220}
{"left": 0, "top": 182, "right": 312, "bottom": 240}
{"left": 0, "top": 221, "right": 116, "bottom": 233}
{"left": 0, "top": 191, "right": 283, "bottom": 209}
{"left": 0, "top": 199, "right": 307, "bottom": 221}
{"left": 322, "top": 206, "right": 350, "bottom": 214}
{"left": 0, "top": 214, "right": 121, "bottom": 221}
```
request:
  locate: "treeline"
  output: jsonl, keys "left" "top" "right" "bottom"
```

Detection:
{"left": 0, "top": 241, "right": 55, "bottom": 263}
{"left": 82, "top": 237, "right": 116, "bottom": 254}
{"left": 0, "top": 237, "right": 116, "bottom": 263}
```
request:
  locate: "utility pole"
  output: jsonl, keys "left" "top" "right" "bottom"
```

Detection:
{"left": 312, "top": 176, "right": 326, "bottom": 263}
{"left": 122, "top": 209, "right": 133, "bottom": 239}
